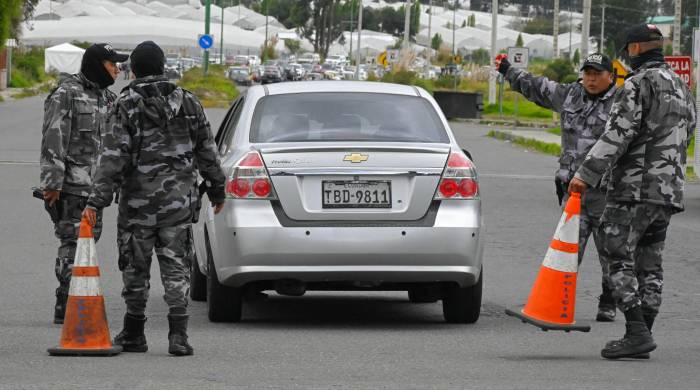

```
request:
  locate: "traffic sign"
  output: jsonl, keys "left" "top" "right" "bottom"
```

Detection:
{"left": 377, "top": 51, "right": 388, "bottom": 67}
{"left": 612, "top": 59, "right": 629, "bottom": 87}
{"left": 198, "top": 34, "right": 214, "bottom": 50}
{"left": 5, "top": 39, "right": 17, "bottom": 48}
{"left": 665, "top": 56, "right": 692, "bottom": 88}
{"left": 507, "top": 47, "right": 529, "bottom": 69}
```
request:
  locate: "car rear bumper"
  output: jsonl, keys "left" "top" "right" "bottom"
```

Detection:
{"left": 207, "top": 200, "right": 483, "bottom": 288}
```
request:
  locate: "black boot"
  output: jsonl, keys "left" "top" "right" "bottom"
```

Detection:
{"left": 596, "top": 291, "right": 616, "bottom": 322}
{"left": 168, "top": 314, "right": 193, "bottom": 356}
{"left": 113, "top": 313, "right": 148, "bottom": 352}
{"left": 53, "top": 290, "right": 68, "bottom": 324}
{"left": 643, "top": 313, "right": 656, "bottom": 332}
{"left": 601, "top": 321, "right": 656, "bottom": 359}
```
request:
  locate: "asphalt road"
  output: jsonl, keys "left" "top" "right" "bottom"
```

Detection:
{"left": 1, "top": 80, "right": 699, "bottom": 389}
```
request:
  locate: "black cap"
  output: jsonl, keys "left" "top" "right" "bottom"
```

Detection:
{"left": 130, "top": 41, "right": 165, "bottom": 78}
{"left": 623, "top": 23, "right": 664, "bottom": 49}
{"left": 85, "top": 43, "right": 129, "bottom": 63}
{"left": 580, "top": 53, "right": 613, "bottom": 72}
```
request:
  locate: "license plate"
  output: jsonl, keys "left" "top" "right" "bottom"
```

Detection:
{"left": 322, "top": 180, "right": 392, "bottom": 208}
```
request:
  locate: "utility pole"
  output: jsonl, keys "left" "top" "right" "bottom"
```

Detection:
{"left": 355, "top": 0, "right": 363, "bottom": 80}
{"left": 349, "top": 2, "right": 354, "bottom": 64}
{"left": 673, "top": 0, "right": 681, "bottom": 55}
{"left": 264, "top": 0, "right": 269, "bottom": 61}
{"left": 204, "top": 0, "right": 211, "bottom": 74}
{"left": 489, "top": 0, "right": 497, "bottom": 104}
{"left": 600, "top": 2, "right": 605, "bottom": 55}
{"left": 220, "top": 0, "right": 225, "bottom": 65}
{"left": 553, "top": 0, "right": 559, "bottom": 58}
{"left": 426, "top": 0, "right": 432, "bottom": 69}
{"left": 581, "top": 0, "right": 591, "bottom": 60}
{"left": 452, "top": 0, "right": 456, "bottom": 56}
{"left": 403, "top": 0, "right": 411, "bottom": 50}
{"left": 568, "top": 0, "right": 572, "bottom": 60}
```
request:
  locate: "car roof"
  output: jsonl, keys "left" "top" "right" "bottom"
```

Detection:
{"left": 258, "top": 81, "right": 421, "bottom": 96}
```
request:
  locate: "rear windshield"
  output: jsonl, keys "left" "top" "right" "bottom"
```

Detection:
{"left": 249, "top": 92, "right": 449, "bottom": 143}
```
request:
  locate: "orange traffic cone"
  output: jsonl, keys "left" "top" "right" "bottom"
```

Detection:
{"left": 505, "top": 193, "right": 591, "bottom": 332}
{"left": 48, "top": 218, "right": 122, "bottom": 356}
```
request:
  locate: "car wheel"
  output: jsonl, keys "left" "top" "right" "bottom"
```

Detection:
{"left": 189, "top": 250, "right": 207, "bottom": 302}
{"left": 442, "top": 267, "right": 482, "bottom": 324}
{"left": 205, "top": 231, "right": 242, "bottom": 322}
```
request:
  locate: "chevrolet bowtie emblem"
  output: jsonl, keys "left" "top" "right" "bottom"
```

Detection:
{"left": 343, "top": 153, "right": 369, "bottom": 163}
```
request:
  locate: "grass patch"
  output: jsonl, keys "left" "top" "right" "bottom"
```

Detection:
{"left": 688, "top": 135, "right": 695, "bottom": 160}
{"left": 687, "top": 166, "right": 696, "bottom": 181}
{"left": 487, "top": 130, "right": 561, "bottom": 156}
{"left": 178, "top": 65, "right": 238, "bottom": 108}
{"left": 483, "top": 99, "right": 553, "bottom": 119}
{"left": 10, "top": 47, "right": 50, "bottom": 88}
{"left": 547, "top": 127, "right": 561, "bottom": 136}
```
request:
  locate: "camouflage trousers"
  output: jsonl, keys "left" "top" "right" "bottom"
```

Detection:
{"left": 563, "top": 188, "right": 611, "bottom": 290}
{"left": 50, "top": 193, "right": 103, "bottom": 296}
{"left": 598, "top": 201, "right": 673, "bottom": 314}
{"left": 117, "top": 223, "right": 193, "bottom": 316}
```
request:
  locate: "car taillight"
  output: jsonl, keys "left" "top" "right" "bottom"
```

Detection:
{"left": 226, "top": 151, "right": 277, "bottom": 200}
{"left": 434, "top": 151, "right": 479, "bottom": 200}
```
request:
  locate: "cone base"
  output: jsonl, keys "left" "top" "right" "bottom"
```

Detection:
{"left": 505, "top": 308, "right": 590, "bottom": 333}
{"left": 48, "top": 345, "right": 122, "bottom": 356}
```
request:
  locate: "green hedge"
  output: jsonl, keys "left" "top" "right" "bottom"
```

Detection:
{"left": 10, "top": 47, "right": 49, "bottom": 88}
{"left": 178, "top": 65, "right": 239, "bottom": 108}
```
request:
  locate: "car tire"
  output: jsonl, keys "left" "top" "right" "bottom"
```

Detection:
{"left": 205, "top": 231, "right": 243, "bottom": 322}
{"left": 189, "top": 250, "right": 207, "bottom": 302}
{"left": 442, "top": 267, "right": 482, "bottom": 324}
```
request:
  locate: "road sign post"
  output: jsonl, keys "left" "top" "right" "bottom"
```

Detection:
{"left": 203, "top": 0, "right": 211, "bottom": 75}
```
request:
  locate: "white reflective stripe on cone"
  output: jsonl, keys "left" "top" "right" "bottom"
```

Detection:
{"left": 74, "top": 238, "right": 98, "bottom": 268}
{"left": 551, "top": 213, "right": 579, "bottom": 245}
{"left": 68, "top": 276, "right": 102, "bottom": 297}
{"left": 542, "top": 247, "right": 578, "bottom": 273}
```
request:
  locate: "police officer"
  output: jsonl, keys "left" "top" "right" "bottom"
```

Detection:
{"left": 569, "top": 24, "right": 696, "bottom": 359}
{"left": 496, "top": 52, "right": 618, "bottom": 321}
{"left": 82, "top": 41, "right": 226, "bottom": 356}
{"left": 40, "top": 43, "right": 127, "bottom": 324}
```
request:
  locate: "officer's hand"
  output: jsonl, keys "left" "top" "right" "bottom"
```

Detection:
{"left": 495, "top": 54, "right": 510, "bottom": 76}
{"left": 82, "top": 207, "right": 98, "bottom": 227}
{"left": 568, "top": 177, "right": 588, "bottom": 195}
{"left": 212, "top": 202, "right": 225, "bottom": 215}
{"left": 43, "top": 190, "right": 61, "bottom": 206}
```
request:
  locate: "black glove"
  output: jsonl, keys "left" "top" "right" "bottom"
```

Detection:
{"left": 555, "top": 178, "right": 566, "bottom": 206}
{"left": 497, "top": 57, "right": 511, "bottom": 76}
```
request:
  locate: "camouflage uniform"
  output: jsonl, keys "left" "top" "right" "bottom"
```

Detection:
{"left": 40, "top": 73, "right": 115, "bottom": 297}
{"left": 505, "top": 67, "right": 616, "bottom": 283}
{"left": 86, "top": 75, "right": 226, "bottom": 316}
{"left": 575, "top": 60, "right": 697, "bottom": 315}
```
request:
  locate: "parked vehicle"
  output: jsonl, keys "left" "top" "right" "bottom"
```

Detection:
{"left": 261, "top": 66, "right": 283, "bottom": 84}
{"left": 191, "top": 81, "right": 484, "bottom": 324}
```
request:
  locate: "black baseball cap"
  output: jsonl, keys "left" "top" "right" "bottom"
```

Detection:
{"left": 580, "top": 53, "right": 613, "bottom": 72}
{"left": 623, "top": 23, "right": 664, "bottom": 49}
{"left": 85, "top": 43, "right": 129, "bottom": 63}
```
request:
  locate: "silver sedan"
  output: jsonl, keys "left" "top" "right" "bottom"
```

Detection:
{"left": 190, "top": 81, "right": 484, "bottom": 323}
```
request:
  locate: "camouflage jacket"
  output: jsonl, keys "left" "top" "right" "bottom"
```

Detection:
{"left": 87, "top": 75, "right": 226, "bottom": 228}
{"left": 40, "top": 73, "right": 116, "bottom": 196}
{"left": 575, "top": 61, "right": 697, "bottom": 211}
{"left": 506, "top": 67, "right": 617, "bottom": 183}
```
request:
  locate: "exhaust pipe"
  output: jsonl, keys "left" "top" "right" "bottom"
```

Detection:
{"left": 275, "top": 279, "right": 306, "bottom": 297}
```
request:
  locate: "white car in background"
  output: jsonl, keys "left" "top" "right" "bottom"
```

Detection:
{"left": 190, "top": 81, "right": 484, "bottom": 324}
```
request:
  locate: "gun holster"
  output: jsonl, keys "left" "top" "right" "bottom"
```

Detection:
{"left": 554, "top": 178, "right": 567, "bottom": 206}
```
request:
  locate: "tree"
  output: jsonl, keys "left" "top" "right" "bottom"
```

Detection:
{"left": 515, "top": 33, "right": 524, "bottom": 47}
{"left": 468, "top": 14, "right": 476, "bottom": 27}
{"left": 470, "top": 48, "right": 490, "bottom": 66}
{"left": 1, "top": 0, "right": 39, "bottom": 50}
{"left": 542, "top": 58, "right": 575, "bottom": 82}
{"left": 572, "top": 48, "right": 580, "bottom": 65}
{"left": 431, "top": 33, "right": 443, "bottom": 51}
{"left": 284, "top": 39, "right": 301, "bottom": 55}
